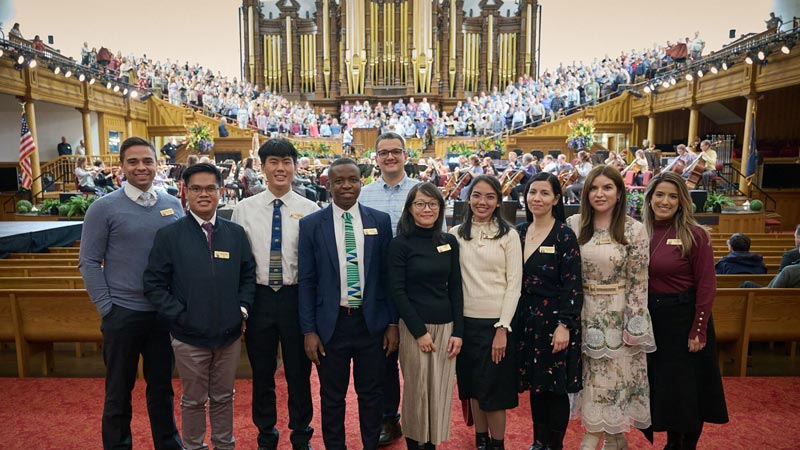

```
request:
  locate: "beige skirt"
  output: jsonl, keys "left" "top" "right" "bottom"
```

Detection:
{"left": 399, "top": 320, "right": 456, "bottom": 445}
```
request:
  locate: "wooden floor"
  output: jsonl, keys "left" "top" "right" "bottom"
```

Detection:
{"left": 1, "top": 341, "right": 798, "bottom": 378}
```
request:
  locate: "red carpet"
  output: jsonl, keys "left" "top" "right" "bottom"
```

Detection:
{"left": 1, "top": 372, "right": 798, "bottom": 449}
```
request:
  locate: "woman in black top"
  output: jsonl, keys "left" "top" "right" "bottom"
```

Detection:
{"left": 389, "top": 182, "right": 464, "bottom": 450}
{"left": 516, "top": 172, "right": 583, "bottom": 450}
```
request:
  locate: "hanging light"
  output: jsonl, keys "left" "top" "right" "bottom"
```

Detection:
{"left": 54, "top": 66, "right": 61, "bottom": 75}
{"left": 710, "top": 65, "right": 718, "bottom": 74}
{"left": 89, "top": 77, "right": 96, "bottom": 85}
{"left": 106, "top": 81, "right": 113, "bottom": 89}
{"left": 78, "top": 73, "right": 86, "bottom": 82}
{"left": 669, "top": 77, "right": 677, "bottom": 86}
{"left": 123, "top": 88, "right": 129, "bottom": 95}
{"left": 64, "top": 69, "right": 72, "bottom": 78}
{"left": 722, "top": 61, "right": 729, "bottom": 71}
{"left": 662, "top": 80, "right": 670, "bottom": 89}
{"left": 685, "top": 73, "right": 693, "bottom": 81}
{"left": 745, "top": 53, "right": 755, "bottom": 64}
{"left": 113, "top": 85, "right": 120, "bottom": 92}
{"left": 17, "top": 55, "right": 24, "bottom": 65}
{"left": 28, "top": 59, "right": 37, "bottom": 68}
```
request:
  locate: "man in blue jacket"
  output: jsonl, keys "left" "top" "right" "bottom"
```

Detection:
{"left": 299, "top": 158, "right": 398, "bottom": 450}
{"left": 144, "top": 163, "right": 256, "bottom": 450}
{"left": 715, "top": 233, "right": 768, "bottom": 275}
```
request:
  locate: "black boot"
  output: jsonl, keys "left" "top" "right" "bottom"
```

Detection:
{"left": 530, "top": 423, "right": 549, "bottom": 450}
{"left": 476, "top": 432, "right": 490, "bottom": 450}
{"left": 405, "top": 437, "right": 420, "bottom": 450}
{"left": 546, "top": 429, "right": 565, "bottom": 450}
{"left": 423, "top": 442, "right": 436, "bottom": 450}
{"left": 682, "top": 429, "right": 702, "bottom": 450}
{"left": 489, "top": 438, "right": 505, "bottom": 450}
{"left": 664, "top": 431, "right": 683, "bottom": 450}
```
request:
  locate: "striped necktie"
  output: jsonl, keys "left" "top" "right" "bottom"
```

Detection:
{"left": 268, "top": 199, "right": 283, "bottom": 290}
{"left": 343, "top": 212, "right": 361, "bottom": 308}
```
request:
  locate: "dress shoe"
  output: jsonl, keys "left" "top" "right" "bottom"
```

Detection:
{"left": 580, "top": 431, "right": 602, "bottom": 450}
{"left": 292, "top": 444, "right": 312, "bottom": 450}
{"left": 600, "top": 433, "right": 628, "bottom": 450}
{"left": 475, "top": 431, "right": 490, "bottom": 450}
{"left": 379, "top": 419, "right": 402, "bottom": 446}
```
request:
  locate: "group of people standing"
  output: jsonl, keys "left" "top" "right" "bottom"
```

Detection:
{"left": 79, "top": 133, "right": 728, "bottom": 450}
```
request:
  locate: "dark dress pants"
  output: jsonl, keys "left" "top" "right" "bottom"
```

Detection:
{"left": 382, "top": 349, "right": 401, "bottom": 421}
{"left": 318, "top": 309, "right": 386, "bottom": 450}
{"left": 246, "top": 285, "right": 313, "bottom": 449}
{"left": 101, "top": 305, "right": 182, "bottom": 450}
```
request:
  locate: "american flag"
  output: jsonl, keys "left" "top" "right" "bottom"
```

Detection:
{"left": 19, "top": 113, "right": 35, "bottom": 190}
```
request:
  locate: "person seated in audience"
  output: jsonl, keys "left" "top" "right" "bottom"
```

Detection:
{"left": 715, "top": 233, "right": 768, "bottom": 275}
{"left": 632, "top": 149, "right": 649, "bottom": 186}
{"left": 778, "top": 225, "right": 800, "bottom": 272}
{"left": 241, "top": 157, "right": 266, "bottom": 197}
{"left": 94, "top": 160, "right": 119, "bottom": 193}
{"left": 741, "top": 264, "right": 800, "bottom": 288}
{"left": 75, "top": 156, "right": 102, "bottom": 196}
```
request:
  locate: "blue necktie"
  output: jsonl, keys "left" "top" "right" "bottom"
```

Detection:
{"left": 269, "top": 199, "right": 283, "bottom": 290}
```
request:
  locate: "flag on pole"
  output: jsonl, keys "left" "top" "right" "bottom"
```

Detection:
{"left": 745, "top": 108, "right": 758, "bottom": 186}
{"left": 19, "top": 113, "right": 36, "bottom": 190}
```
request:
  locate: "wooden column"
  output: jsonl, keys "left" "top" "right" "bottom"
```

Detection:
{"left": 81, "top": 110, "right": 94, "bottom": 157}
{"left": 24, "top": 101, "right": 43, "bottom": 196}
{"left": 688, "top": 106, "right": 699, "bottom": 145}
{"left": 739, "top": 95, "right": 757, "bottom": 194}
{"left": 647, "top": 114, "right": 656, "bottom": 146}
{"left": 125, "top": 118, "right": 133, "bottom": 139}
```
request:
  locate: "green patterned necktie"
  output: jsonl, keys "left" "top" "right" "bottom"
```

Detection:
{"left": 343, "top": 212, "right": 362, "bottom": 308}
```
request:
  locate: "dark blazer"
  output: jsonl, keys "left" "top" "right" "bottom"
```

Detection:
{"left": 144, "top": 215, "right": 256, "bottom": 349}
{"left": 779, "top": 248, "right": 800, "bottom": 273}
{"left": 298, "top": 203, "right": 396, "bottom": 345}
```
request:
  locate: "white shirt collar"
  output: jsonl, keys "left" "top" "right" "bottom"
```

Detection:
{"left": 262, "top": 188, "right": 294, "bottom": 207}
{"left": 380, "top": 174, "right": 410, "bottom": 190}
{"left": 190, "top": 210, "right": 217, "bottom": 227}
{"left": 123, "top": 183, "right": 158, "bottom": 203}
{"left": 332, "top": 201, "right": 361, "bottom": 221}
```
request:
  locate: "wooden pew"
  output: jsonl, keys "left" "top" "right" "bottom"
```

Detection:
{"left": 1, "top": 289, "right": 101, "bottom": 377}
{"left": 711, "top": 233, "right": 796, "bottom": 239}
{"left": 7, "top": 253, "right": 82, "bottom": 260}
{"left": 0, "top": 277, "right": 85, "bottom": 289}
{"left": 2, "top": 267, "right": 81, "bottom": 277}
{"left": 48, "top": 247, "right": 81, "bottom": 254}
{"left": 713, "top": 288, "right": 800, "bottom": 377}
{"left": 715, "top": 274, "right": 775, "bottom": 288}
{"left": 711, "top": 239, "right": 795, "bottom": 247}
{"left": 713, "top": 250, "right": 787, "bottom": 257}
{"left": 0, "top": 259, "right": 79, "bottom": 267}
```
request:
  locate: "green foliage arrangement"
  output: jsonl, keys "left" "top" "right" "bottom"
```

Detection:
{"left": 16, "top": 199, "right": 33, "bottom": 213}
{"left": 566, "top": 118, "right": 596, "bottom": 150}
{"left": 186, "top": 124, "right": 215, "bottom": 154}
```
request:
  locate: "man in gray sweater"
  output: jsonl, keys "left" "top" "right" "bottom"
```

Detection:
{"left": 79, "top": 137, "right": 184, "bottom": 450}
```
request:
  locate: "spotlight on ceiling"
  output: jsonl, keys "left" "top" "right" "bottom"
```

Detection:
{"left": 662, "top": 80, "right": 670, "bottom": 89}
{"left": 106, "top": 81, "right": 113, "bottom": 89}
{"left": 17, "top": 55, "right": 24, "bottom": 65}
{"left": 643, "top": 85, "right": 651, "bottom": 94}
{"left": 745, "top": 53, "right": 755, "bottom": 64}
{"left": 64, "top": 69, "right": 72, "bottom": 78}
{"left": 0, "top": 49, "right": 4, "bottom": 57}
{"left": 697, "top": 68, "right": 704, "bottom": 78}
{"left": 53, "top": 66, "right": 61, "bottom": 75}
{"left": 710, "top": 65, "right": 718, "bottom": 74}
{"left": 123, "top": 88, "right": 129, "bottom": 95}
{"left": 669, "top": 77, "right": 677, "bottom": 86}
{"left": 28, "top": 59, "right": 37, "bottom": 68}
{"left": 89, "top": 77, "right": 96, "bottom": 85}
{"left": 782, "top": 42, "right": 794, "bottom": 54}
{"left": 113, "top": 85, "right": 120, "bottom": 92}
{"left": 78, "top": 73, "right": 86, "bottom": 82}
{"left": 130, "top": 90, "right": 139, "bottom": 99}
{"left": 722, "top": 61, "right": 729, "bottom": 71}
{"left": 685, "top": 73, "right": 693, "bottom": 81}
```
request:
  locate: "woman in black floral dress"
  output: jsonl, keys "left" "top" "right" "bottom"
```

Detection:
{"left": 515, "top": 172, "right": 583, "bottom": 450}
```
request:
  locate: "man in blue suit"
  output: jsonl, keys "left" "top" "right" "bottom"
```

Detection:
{"left": 298, "top": 158, "right": 398, "bottom": 450}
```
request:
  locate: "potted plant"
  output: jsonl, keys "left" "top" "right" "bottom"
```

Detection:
{"left": 627, "top": 191, "right": 644, "bottom": 218}
{"left": 39, "top": 199, "right": 61, "bottom": 215}
{"left": 704, "top": 192, "right": 734, "bottom": 213}
{"left": 565, "top": 118, "right": 596, "bottom": 151}
{"left": 65, "top": 195, "right": 99, "bottom": 218}
{"left": 186, "top": 124, "right": 215, "bottom": 154}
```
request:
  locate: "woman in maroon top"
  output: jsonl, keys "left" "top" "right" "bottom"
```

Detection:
{"left": 642, "top": 172, "right": 728, "bottom": 450}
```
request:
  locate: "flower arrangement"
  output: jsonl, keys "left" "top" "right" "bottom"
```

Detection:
{"left": 186, "top": 124, "right": 215, "bottom": 154}
{"left": 565, "top": 118, "right": 596, "bottom": 151}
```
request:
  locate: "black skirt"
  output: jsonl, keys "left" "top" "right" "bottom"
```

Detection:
{"left": 647, "top": 291, "right": 729, "bottom": 432}
{"left": 456, "top": 317, "right": 519, "bottom": 411}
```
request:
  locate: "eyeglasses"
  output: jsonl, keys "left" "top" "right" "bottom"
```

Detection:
{"left": 412, "top": 201, "right": 440, "bottom": 210}
{"left": 187, "top": 185, "right": 220, "bottom": 194}
{"left": 376, "top": 149, "right": 404, "bottom": 159}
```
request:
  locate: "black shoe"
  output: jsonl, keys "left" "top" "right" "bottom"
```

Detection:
{"left": 379, "top": 419, "right": 402, "bottom": 446}
{"left": 489, "top": 438, "right": 504, "bottom": 450}
{"left": 292, "top": 445, "right": 312, "bottom": 450}
{"left": 476, "top": 431, "right": 490, "bottom": 450}
{"left": 546, "top": 429, "right": 565, "bottom": 450}
{"left": 530, "top": 422, "right": 549, "bottom": 450}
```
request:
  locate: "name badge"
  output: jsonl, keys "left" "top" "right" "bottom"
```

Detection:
{"left": 596, "top": 237, "right": 613, "bottom": 245}
{"left": 539, "top": 246, "right": 556, "bottom": 254}
{"left": 290, "top": 212, "right": 304, "bottom": 220}
{"left": 214, "top": 251, "right": 230, "bottom": 259}
{"left": 667, "top": 239, "right": 683, "bottom": 246}
{"left": 363, "top": 228, "right": 378, "bottom": 235}
{"left": 437, "top": 244, "right": 452, "bottom": 253}
{"left": 160, "top": 208, "right": 174, "bottom": 216}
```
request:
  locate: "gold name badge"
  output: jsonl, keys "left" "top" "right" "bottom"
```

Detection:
{"left": 539, "top": 246, "right": 556, "bottom": 254}
{"left": 667, "top": 239, "right": 683, "bottom": 246}
{"left": 160, "top": 208, "right": 174, "bottom": 216}
{"left": 363, "top": 228, "right": 378, "bottom": 235}
{"left": 596, "top": 237, "right": 613, "bottom": 245}
{"left": 290, "top": 212, "right": 304, "bottom": 220}
{"left": 214, "top": 251, "right": 230, "bottom": 259}
{"left": 437, "top": 244, "right": 452, "bottom": 253}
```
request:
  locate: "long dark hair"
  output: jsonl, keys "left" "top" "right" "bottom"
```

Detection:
{"left": 457, "top": 175, "right": 511, "bottom": 241}
{"left": 397, "top": 182, "right": 445, "bottom": 243}
{"left": 523, "top": 172, "right": 566, "bottom": 223}
{"left": 577, "top": 164, "right": 628, "bottom": 246}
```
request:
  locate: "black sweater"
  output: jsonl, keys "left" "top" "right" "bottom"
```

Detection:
{"left": 144, "top": 216, "right": 256, "bottom": 349}
{"left": 388, "top": 225, "right": 464, "bottom": 339}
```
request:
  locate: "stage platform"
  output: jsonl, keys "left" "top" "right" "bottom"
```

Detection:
{"left": 0, "top": 221, "right": 82, "bottom": 258}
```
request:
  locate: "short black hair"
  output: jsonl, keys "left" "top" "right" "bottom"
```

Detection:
{"left": 397, "top": 182, "right": 446, "bottom": 243}
{"left": 120, "top": 136, "right": 156, "bottom": 160}
{"left": 258, "top": 137, "right": 298, "bottom": 165}
{"left": 375, "top": 132, "right": 406, "bottom": 150}
{"left": 728, "top": 233, "right": 751, "bottom": 252}
{"left": 182, "top": 162, "right": 222, "bottom": 186}
{"left": 329, "top": 157, "right": 359, "bottom": 172}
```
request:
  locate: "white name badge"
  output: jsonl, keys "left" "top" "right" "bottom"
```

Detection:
{"left": 437, "top": 244, "right": 452, "bottom": 253}
{"left": 160, "top": 208, "right": 174, "bottom": 216}
{"left": 539, "top": 246, "right": 556, "bottom": 254}
{"left": 290, "top": 212, "right": 304, "bottom": 220}
{"left": 363, "top": 228, "right": 378, "bottom": 235}
{"left": 667, "top": 239, "right": 683, "bottom": 246}
{"left": 214, "top": 251, "right": 230, "bottom": 259}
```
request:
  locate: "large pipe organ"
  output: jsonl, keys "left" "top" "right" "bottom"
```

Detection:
{"left": 241, "top": 0, "right": 539, "bottom": 107}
